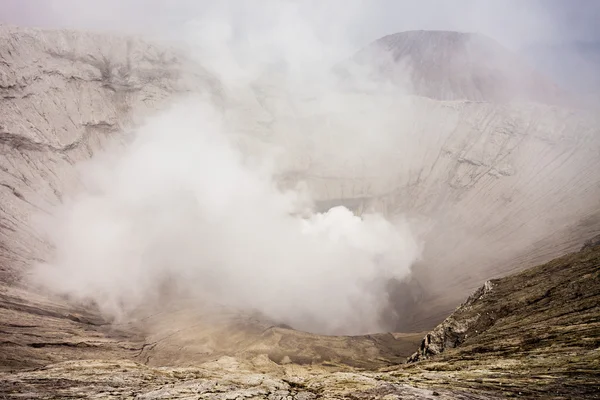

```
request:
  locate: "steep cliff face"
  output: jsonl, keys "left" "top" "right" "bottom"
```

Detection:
{"left": 409, "top": 237, "right": 600, "bottom": 363}
{"left": 272, "top": 95, "right": 600, "bottom": 330}
{"left": 271, "top": 31, "right": 600, "bottom": 330}
{"left": 0, "top": 25, "right": 219, "bottom": 282}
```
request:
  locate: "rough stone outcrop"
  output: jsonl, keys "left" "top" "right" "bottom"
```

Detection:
{"left": 407, "top": 280, "right": 498, "bottom": 362}
{"left": 0, "top": 358, "right": 496, "bottom": 400}
{"left": 407, "top": 235, "right": 600, "bottom": 371}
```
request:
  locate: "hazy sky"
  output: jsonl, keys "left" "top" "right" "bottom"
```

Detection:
{"left": 1, "top": 0, "right": 599, "bottom": 50}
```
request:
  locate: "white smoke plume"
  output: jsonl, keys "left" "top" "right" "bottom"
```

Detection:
{"left": 20, "top": 1, "right": 428, "bottom": 336}
{"left": 31, "top": 96, "right": 421, "bottom": 335}
{"left": 18, "top": 0, "right": 599, "bottom": 336}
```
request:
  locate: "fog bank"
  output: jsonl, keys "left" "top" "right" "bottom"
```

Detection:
{"left": 31, "top": 98, "right": 421, "bottom": 335}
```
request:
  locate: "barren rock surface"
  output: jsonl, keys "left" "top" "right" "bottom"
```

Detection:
{"left": 0, "top": 283, "right": 144, "bottom": 371}
{"left": 0, "top": 358, "right": 495, "bottom": 400}
{"left": 397, "top": 240, "right": 600, "bottom": 399}
{"left": 2, "top": 243, "right": 598, "bottom": 398}
{"left": 0, "top": 280, "right": 423, "bottom": 371}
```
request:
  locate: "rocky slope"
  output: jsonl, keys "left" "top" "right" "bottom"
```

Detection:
{"left": 0, "top": 280, "right": 423, "bottom": 371}
{"left": 409, "top": 235, "right": 600, "bottom": 364}
{"left": 272, "top": 93, "right": 600, "bottom": 331}
{"left": 1, "top": 238, "right": 597, "bottom": 399}
{"left": 397, "top": 236, "right": 600, "bottom": 398}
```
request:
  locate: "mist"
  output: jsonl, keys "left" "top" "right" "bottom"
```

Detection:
{"left": 19, "top": 1, "right": 423, "bottom": 336}
{"left": 30, "top": 96, "right": 421, "bottom": 335}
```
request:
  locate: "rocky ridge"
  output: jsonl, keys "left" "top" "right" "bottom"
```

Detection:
{"left": 1, "top": 239, "right": 598, "bottom": 398}
{"left": 400, "top": 236, "right": 600, "bottom": 398}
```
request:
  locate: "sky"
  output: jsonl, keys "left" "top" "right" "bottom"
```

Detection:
{"left": 1, "top": 0, "right": 599, "bottom": 51}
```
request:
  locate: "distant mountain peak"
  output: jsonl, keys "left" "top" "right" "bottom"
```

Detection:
{"left": 344, "top": 30, "right": 565, "bottom": 104}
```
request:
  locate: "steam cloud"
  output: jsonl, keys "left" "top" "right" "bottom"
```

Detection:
{"left": 21, "top": 1, "right": 430, "bottom": 336}
{"left": 33, "top": 99, "right": 421, "bottom": 334}
{"left": 32, "top": 97, "right": 421, "bottom": 335}
{"left": 21, "top": 1, "right": 598, "bottom": 335}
